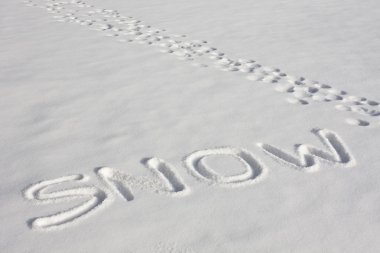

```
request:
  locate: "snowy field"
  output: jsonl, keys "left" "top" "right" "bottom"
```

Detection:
{"left": 1, "top": 0, "right": 380, "bottom": 252}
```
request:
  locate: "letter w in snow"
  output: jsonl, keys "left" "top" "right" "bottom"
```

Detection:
{"left": 257, "top": 128, "right": 356, "bottom": 172}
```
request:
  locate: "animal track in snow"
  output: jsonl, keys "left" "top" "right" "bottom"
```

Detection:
{"left": 23, "top": 129, "right": 355, "bottom": 230}
{"left": 23, "top": 0, "right": 380, "bottom": 128}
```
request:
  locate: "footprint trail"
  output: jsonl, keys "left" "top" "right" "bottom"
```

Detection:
{"left": 23, "top": 0, "right": 380, "bottom": 128}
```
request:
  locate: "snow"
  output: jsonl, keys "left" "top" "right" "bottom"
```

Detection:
{"left": 1, "top": 0, "right": 380, "bottom": 252}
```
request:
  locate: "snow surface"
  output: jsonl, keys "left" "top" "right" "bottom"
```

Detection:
{"left": 1, "top": 0, "right": 380, "bottom": 252}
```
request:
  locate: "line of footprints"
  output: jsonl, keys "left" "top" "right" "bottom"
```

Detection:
{"left": 24, "top": 0, "right": 380, "bottom": 127}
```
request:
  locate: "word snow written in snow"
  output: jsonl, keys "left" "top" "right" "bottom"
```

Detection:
{"left": 23, "top": 128, "right": 355, "bottom": 230}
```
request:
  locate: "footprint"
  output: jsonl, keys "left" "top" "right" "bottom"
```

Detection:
{"left": 345, "top": 118, "right": 370, "bottom": 126}
{"left": 293, "top": 90, "right": 312, "bottom": 99}
{"left": 275, "top": 83, "right": 294, "bottom": 93}
{"left": 286, "top": 97, "right": 308, "bottom": 105}
{"left": 367, "top": 100, "right": 379, "bottom": 106}
{"left": 325, "top": 94, "right": 343, "bottom": 101}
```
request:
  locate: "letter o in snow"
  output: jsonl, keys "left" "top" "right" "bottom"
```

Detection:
{"left": 184, "top": 147, "right": 266, "bottom": 187}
